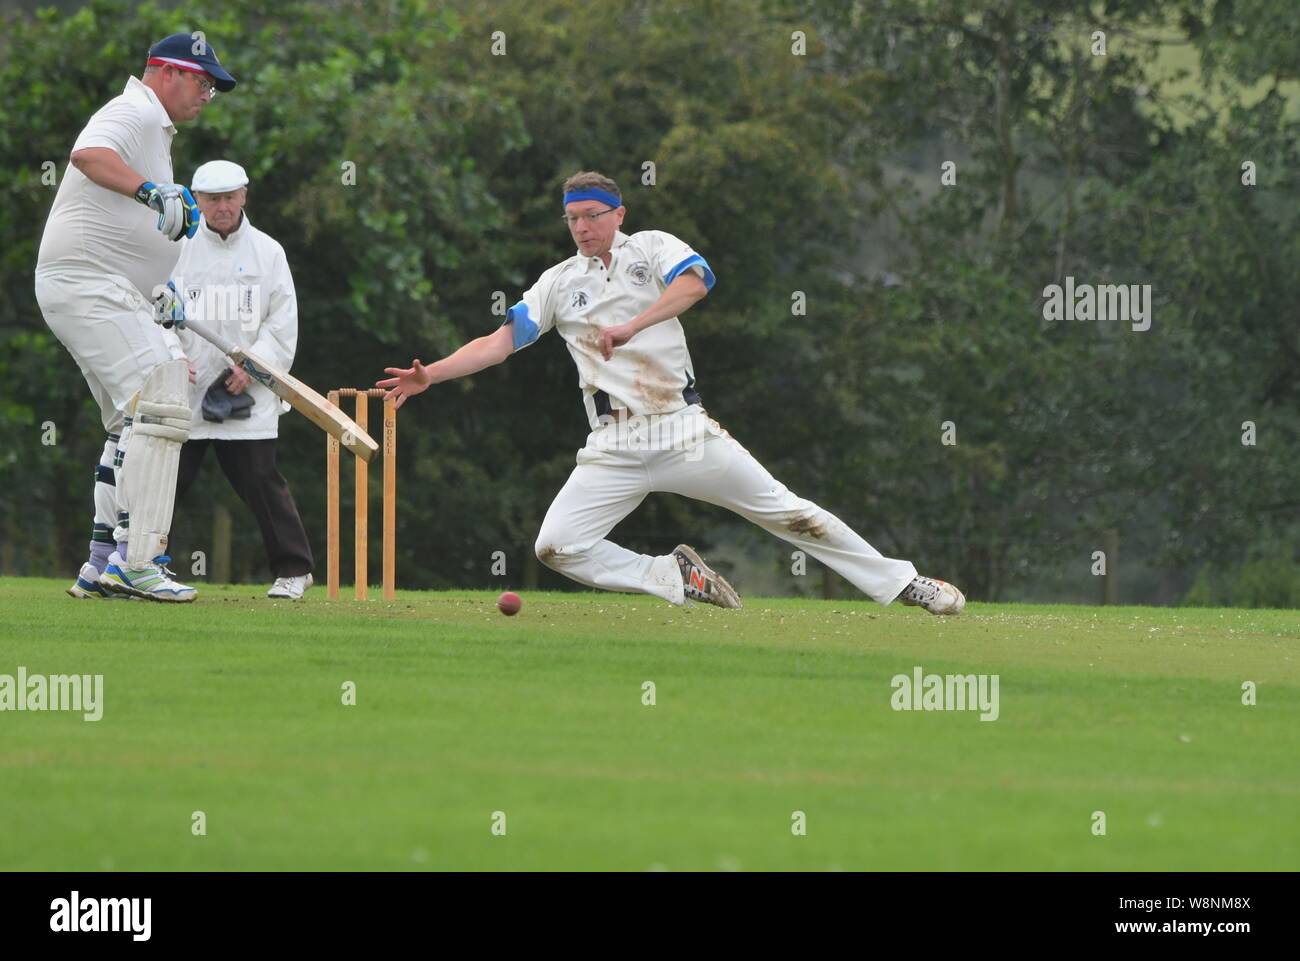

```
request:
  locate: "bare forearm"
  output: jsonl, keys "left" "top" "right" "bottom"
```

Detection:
{"left": 70, "top": 147, "right": 149, "bottom": 198}
{"left": 629, "top": 275, "right": 708, "bottom": 334}
{"left": 427, "top": 333, "right": 508, "bottom": 383}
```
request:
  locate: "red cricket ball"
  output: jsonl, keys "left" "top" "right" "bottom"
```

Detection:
{"left": 497, "top": 591, "right": 522, "bottom": 616}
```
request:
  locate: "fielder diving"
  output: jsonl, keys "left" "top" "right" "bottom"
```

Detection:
{"left": 379, "top": 171, "right": 965, "bottom": 614}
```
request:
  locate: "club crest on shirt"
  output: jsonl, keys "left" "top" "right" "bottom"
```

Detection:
{"left": 627, "top": 261, "right": 652, "bottom": 286}
{"left": 572, "top": 290, "right": 589, "bottom": 309}
{"left": 186, "top": 286, "right": 203, "bottom": 304}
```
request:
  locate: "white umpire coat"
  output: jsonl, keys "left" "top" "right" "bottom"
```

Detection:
{"left": 172, "top": 212, "right": 298, "bottom": 440}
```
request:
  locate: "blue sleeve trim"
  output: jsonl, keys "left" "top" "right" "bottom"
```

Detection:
{"left": 664, "top": 253, "right": 715, "bottom": 291}
{"left": 504, "top": 301, "right": 540, "bottom": 351}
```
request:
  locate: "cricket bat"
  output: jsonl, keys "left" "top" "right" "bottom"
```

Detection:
{"left": 182, "top": 317, "right": 379, "bottom": 462}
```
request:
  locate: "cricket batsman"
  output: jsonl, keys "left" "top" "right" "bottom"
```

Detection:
{"left": 380, "top": 171, "right": 965, "bottom": 614}
{"left": 36, "top": 32, "right": 236, "bottom": 601}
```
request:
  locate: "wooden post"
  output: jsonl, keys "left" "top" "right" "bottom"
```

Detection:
{"left": 329, "top": 388, "right": 392, "bottom": 601}
{"left": 383, "top": 396, "right": 396, "bottom": 600}
{"left": 326, "top": 390, "right": 340, "bottom": 599}
{"left": 354, "top": 393, "right": 368, "bottom": 600}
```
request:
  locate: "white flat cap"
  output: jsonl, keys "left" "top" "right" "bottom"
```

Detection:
{"left": 192, "top": 159, "right": 249, "bottom": 193}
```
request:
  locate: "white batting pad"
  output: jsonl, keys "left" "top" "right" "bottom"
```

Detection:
{"left": 118, "top": 359, "right": 192, "bottom": 568}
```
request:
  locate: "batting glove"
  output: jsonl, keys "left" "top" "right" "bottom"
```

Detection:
{"left": 135, "top": 181, "right": 200, "bottom": 241}
{"left": 152, "top": 280, "right": 187, "bottom": 330}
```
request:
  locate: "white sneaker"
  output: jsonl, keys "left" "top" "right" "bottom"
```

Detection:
{"left": 898, "top": 576, "right": 965, "bottom": 615}
{"left": 67, "top": 562, "right": 132, "bottom": 600}
{"left": 673, "top": 544, "right": 742, "bottom": 609}
{"left": 268, "top": 573, "right": 313, "bottom": 600}
{"left": 99, "top": 552, "right": 197, "bottom": 603}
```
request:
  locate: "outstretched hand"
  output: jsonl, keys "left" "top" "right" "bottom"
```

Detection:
{"left": 377, "top": 359, "right": 433, "bottom": 410}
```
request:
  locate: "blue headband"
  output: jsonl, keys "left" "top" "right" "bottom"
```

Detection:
{"left": 563, "top": 188, "right": 623, "bottom": 209}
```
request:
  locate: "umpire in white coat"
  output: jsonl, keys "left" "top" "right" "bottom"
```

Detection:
{"left": 171, "top": 160, "right": 314, "bottom": 600}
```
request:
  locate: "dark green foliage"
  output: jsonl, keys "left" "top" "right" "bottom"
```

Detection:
{"left": 1, "top": 0, "right": 1295, "bottom": 602}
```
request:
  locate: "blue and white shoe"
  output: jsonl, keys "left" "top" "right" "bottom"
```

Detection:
{"left": 100, "top": 552, "right": 197, "bottom": 603}
{"left": 67, "top": 562, "right": 132, "bottom": 600}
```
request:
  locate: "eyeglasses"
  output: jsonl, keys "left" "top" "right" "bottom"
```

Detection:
{"left": 186, "top": 71, "right": 216, "bottom": 97}
{"left": 560, "top": 207, "right": 617, "bottom": 227}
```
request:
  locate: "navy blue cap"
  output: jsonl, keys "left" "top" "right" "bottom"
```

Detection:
{"left": 147, "top": 32, "right": 236, "bottom": 93}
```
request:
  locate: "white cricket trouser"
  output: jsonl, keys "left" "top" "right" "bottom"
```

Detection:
{"left": 35, "top": 268, "right": 182, "bottom": 556}
{"left": 535, "top": 406, "right": 917, "bottom": 605}
{"left": 35, "top": 268, "right": 176, "bottom": 419}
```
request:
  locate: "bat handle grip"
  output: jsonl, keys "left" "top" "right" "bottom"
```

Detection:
{"left": 182, "top": 317, "right": 238, "bottom": 358}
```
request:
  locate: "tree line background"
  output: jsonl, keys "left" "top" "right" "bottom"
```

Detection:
{"left": 1, "top": 0, "right": 1296, "bottom": 605}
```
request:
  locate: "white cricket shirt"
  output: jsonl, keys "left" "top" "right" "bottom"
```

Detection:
{"left": 506, "top": 229, "right": 715, "bottom": 429}
{"left": 36, "top": 76, "right": 182, "bottom": 298}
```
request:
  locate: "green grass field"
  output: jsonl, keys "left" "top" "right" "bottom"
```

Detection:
{"left": 1, "top": 578, "right": 1296, "bottom": 871}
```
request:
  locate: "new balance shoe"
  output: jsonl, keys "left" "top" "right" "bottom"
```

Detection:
{"left": 898, "top": 576, "right": 965, "bottom": 615}
{"left": 673, "top": 544, "right": 742, "bottom": 609}
{"left": 267, "top": 573, "right": 313, "bottom": 600}
{"left": 66, "top": 562, "right": 132, "bottom": 600}
{"left": 100, "top": 552, "right": 197, "bottom": 603}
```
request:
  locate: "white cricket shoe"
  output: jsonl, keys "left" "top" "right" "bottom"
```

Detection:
{"left": 99, "top": 552, "right": 197, "bottom": 603}
{"left": 673, "top": 544, "right": 743, "bottom": 609}
{"left": 267, "top": 573, "right": 313, "bottom": 600}
{"left": 67, "top": 562, "right": 132, "bottom": 600}
{"left": 898, "top": 576, "right": 965, "bottom": 615}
